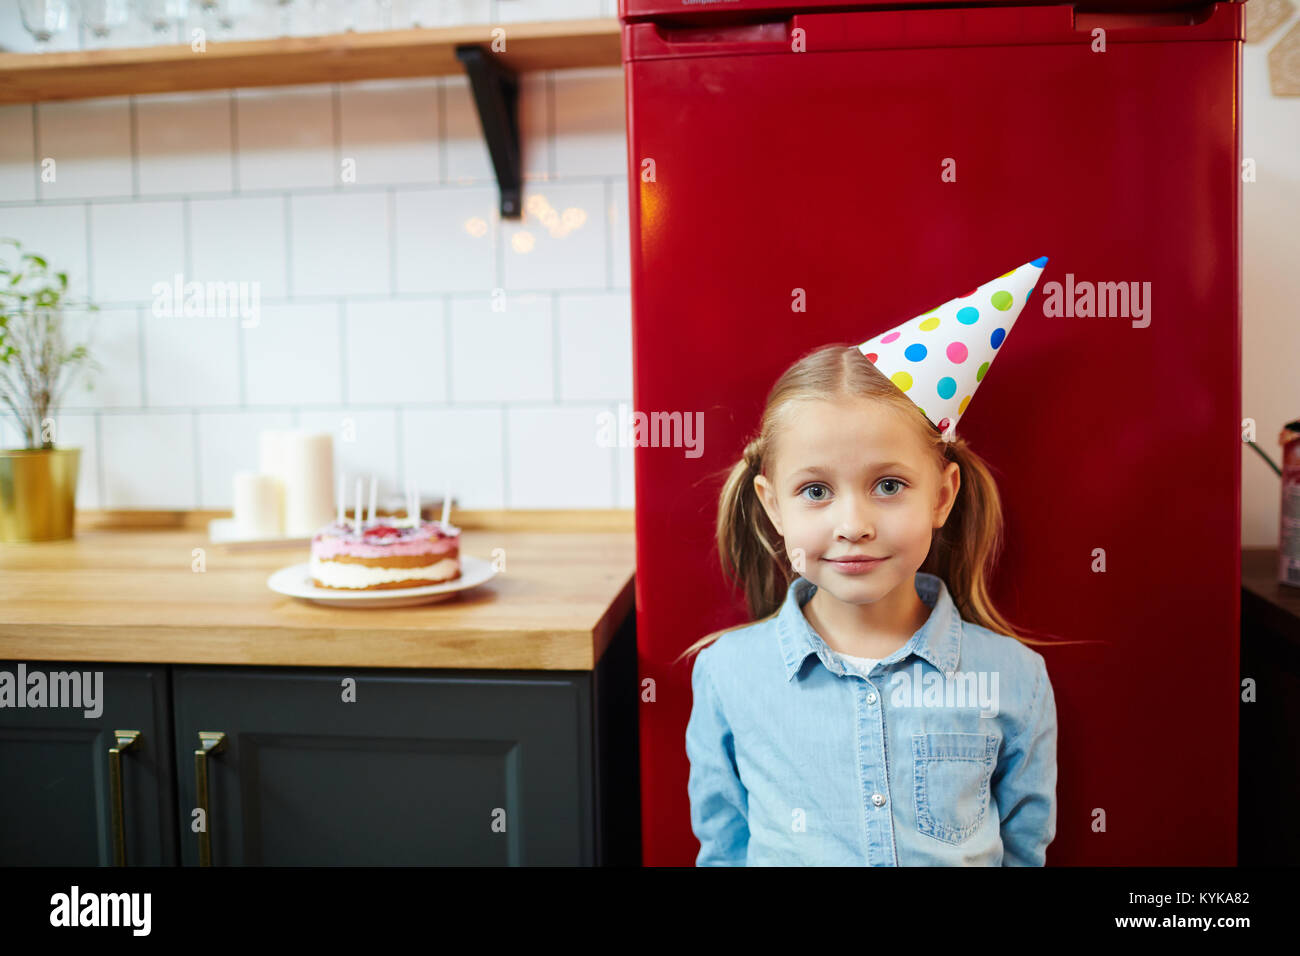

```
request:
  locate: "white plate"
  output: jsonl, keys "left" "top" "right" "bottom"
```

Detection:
{"left": 267, "top": 555, "right": 497, "bottom": 608}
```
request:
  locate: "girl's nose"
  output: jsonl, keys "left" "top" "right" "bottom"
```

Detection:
{"left": 834, "top": 494, "right": 875, "bottom": 540}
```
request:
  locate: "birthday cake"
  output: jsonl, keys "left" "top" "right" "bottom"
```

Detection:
{"left": 309, "top": 519, "right": 461, "bottom": 590}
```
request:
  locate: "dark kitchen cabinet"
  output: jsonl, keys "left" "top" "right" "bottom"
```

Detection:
{"left": 0, "top": 610, "right": 639, "bottom": 866}
{"left": 0, "top": 662, "right": 179, "bottom": 866}
{"left": 174, "top": 666, "right": 593, "bottom": 865}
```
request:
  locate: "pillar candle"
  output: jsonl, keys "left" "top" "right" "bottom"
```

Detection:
{"left": 233, "top": 472, "right": 283, "bottom": 538}
{"left": 282, "top": 431, "right": 335, "bottom": 537}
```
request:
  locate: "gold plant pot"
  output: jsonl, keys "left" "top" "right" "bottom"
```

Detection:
{"left": 0, "top": 447, "right": 81, "bottom": 543}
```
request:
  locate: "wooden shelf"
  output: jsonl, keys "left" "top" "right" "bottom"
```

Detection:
{"left": 0, "top": 18, "right": 623, "bottom": 104}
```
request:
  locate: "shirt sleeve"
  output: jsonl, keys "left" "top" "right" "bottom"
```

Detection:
{"left": 992, "top": 654, "right": 1058, "bottom": 866}
{"left": 685, "top": 646, "right": 750, "bottom": 865}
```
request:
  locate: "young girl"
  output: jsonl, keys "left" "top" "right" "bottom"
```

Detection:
{"left": 682, "top": 339, "right": 1059, "bottom": 866}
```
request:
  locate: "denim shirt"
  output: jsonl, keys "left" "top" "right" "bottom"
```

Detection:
{"left": 686, "top": 572, "right": 1057, "bottom": 866}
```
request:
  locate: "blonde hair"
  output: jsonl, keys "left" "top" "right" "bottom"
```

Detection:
{"left": 676, "top": 343, "right": 1079, "bottom": 666}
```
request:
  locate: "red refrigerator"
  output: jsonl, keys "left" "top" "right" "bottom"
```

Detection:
{"left": 620, "top": 0, "right": 1243, "bottom": 866}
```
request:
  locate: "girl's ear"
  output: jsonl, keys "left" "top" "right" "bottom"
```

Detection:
{"left": 753, "top": 473, "right": 784, "bottom": 537}
{"left": 934, "top": 460, "right": 961, "bottom": 528}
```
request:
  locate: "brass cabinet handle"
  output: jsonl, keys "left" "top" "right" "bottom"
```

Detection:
{"left": 109, "top": 730, "right": 142, "bottom": 867}
{"left": 194, "top": 731, "right": 227, "bottom": 867}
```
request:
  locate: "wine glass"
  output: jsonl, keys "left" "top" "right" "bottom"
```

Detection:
{"left": 19, "top": 0, "right": 73, "bottom": 51}
{"left": 135, "top": 0, "right": 190, "bottom": 41}
{"left": 260, "top": 0, "right": 297, "bottom": 37}
{"left": 77, "top": 0, "right": 131, "bottom": 47}
{"left": 212, "top": 0, "right": 255, "bottom": 37}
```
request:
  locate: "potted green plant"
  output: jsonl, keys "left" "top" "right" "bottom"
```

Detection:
{"left": 0, "top": 237, "right": 101, "bottom": 542}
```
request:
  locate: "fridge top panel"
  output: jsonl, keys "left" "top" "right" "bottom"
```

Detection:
{"left": 620, "top": 0, "right": 1246, "bottom": 24}
{"left": 623, "top": 1, "right": 1243, "bottom": 60}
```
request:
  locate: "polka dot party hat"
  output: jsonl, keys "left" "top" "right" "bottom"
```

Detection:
{"left": 856, "top": 256, "right": 1049, "bottom": 438}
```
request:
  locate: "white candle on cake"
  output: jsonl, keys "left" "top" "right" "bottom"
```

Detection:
{"left": 368, "top": 475, "right": 377, "bottom": 525}
{"left": 441, "top": 476, "right": 451, "bottom": 528}
{"left": 282, "top": 431, "right": 335, "bottom": 536}
{"left": 233, "top": 472, "right": 283, "bottom": 538}
{"left": 354, "top": 478, "right": 363, "bottom": 538}
{"left": 337, "top": 472, "right": 344, "bottom": 528}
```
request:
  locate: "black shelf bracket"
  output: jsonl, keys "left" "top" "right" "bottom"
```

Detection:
{"left": 455, "top": 45, "right": 522, "bottom": 220}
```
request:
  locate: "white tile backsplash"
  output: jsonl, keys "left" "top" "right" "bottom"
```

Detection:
{"left": 553, "top": 69, "right": 627, "bottom": 177}
{"left": 449, "top": 294, "right": 554, "bottom": 403}
{"left": 0, "top": 105, "right": 36, "bottom": 202}
{"left": 0, "top": 64, "right": 633, "bottom": 510}
{"left": 507, "top": 405, "right": 614, "bottom": 508}
{"left": 442, "top": 75, "right": 496, "bottom": 184}
{"left": 289, "top": 191, "right": 392, "bottom": 297}
{"left": 298, "top": 409, "right": 400, "bottom": 495}
{"left": 401, "top": 407, "right": 505, "bottom": 510}
{"left": 100, "top": 413, "right": 196, "bottom": 508}
{"left": 189, "top": 195, "right": 289, "bottom": 299}
{"left": 136, "top": 92, "right": 235, "bottom": 197}
{"left": 143, "top": 314, "right": 242, "bottom": 408}
{"left": 0, "top": 203, "right": 90, "bottom": 300}
{"left": 338, "top": 79, "right": 441, "bottom": 186}
{"left": 345, "top": 299, "right": 449, "bottom": 404}
{"left": 557, "top": 292, "right": 632, "bottom": 401}
{"left": 234, "top": 85, "right": 336, "bottom": 191}
{"left": 35, "top": 98, "right": 134, "bottom": 200}
{"left": 243, "top": 303, "right": 343, "bottom": 405}
{"left": 503, "top": 182, "right": 606, "bottom": 290}
{"left": 89, "top": 200, "right": 186, "bottom": 304}
{"left": 60, "top": 308, "right": 144, "bottom": 410}
{"left": 393, "top": 186, "right": 497, "bottom": 293}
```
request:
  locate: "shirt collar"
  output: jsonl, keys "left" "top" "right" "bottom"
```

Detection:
{"left": 776, "top": 571, "right": 963, "bottom": 681}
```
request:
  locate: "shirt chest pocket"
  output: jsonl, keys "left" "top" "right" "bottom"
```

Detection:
{"left": 911, "top": 732, "right": 1000, "bottom": 846}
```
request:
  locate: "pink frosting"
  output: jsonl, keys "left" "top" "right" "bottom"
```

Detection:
{"left": 312, "top": 520, "right": 461, "bottom": 559}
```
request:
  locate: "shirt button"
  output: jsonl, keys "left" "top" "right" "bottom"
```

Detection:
{"left": 872, "top": 793, "right": 886, "bottom": 807}
{"left": 866, "top": 692, "right": 877, "bottom": 704}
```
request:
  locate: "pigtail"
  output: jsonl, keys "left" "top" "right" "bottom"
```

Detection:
{"left": 675, "top": 439, "right": 788, "bottom": 665}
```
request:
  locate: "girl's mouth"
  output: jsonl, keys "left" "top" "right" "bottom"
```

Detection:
{"left": 823, "top": 556, "right": 886, "bottom": 574}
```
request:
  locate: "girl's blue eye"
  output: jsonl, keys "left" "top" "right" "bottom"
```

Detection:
{"left": 801, "top": 483, "right": 829, "bottom": 502}
{"left": 798, "top": 479, "right": 907, "bottom": 501}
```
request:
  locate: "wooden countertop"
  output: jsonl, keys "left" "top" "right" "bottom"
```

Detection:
{"left": 0, "top": 525, "right": 636, "bottom": 670}
{"left": 1242, "top": 547, "right": 1300, "bottom": 647}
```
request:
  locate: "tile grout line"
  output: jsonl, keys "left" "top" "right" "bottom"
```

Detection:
{"left": 501, "top": 403, "right": 510, "bottom": 508}
{"left": 94, "top": 411, "right": 104, "bottom": 509}
{"left": 552, "top": 290, "right": 561, "bottom": 401}
{"left": 0, "top": 172, "right": 627, "bottom": 208}
{"left": 610, "top": 401, "right": 619, "bottom": 506}
{"left": 605, "top": 179, "right": 613, "bottom": 290}
{"left": 339, "top": 300, "right": 348, "bottom": 405}
{"left": 388, "top": 188, "right": 397, "bottom": 294}
{"left": 192, "top": 408, "right": 201, "bottom": 507}
{"left": 182, "top": 197, "right": 192, "bottom": 279}
{"left": 137, "top": 305, "right": 147, "bottom": 408}
{"left": 30, "top": 102, "right": 40, "bottom": 199}
{"left": 237, "top": 305, "right": 247, "bottom": 407}
{"left": 129, "top": 96, "right": 140, "bottom": 198}
{"left": 443, "top": 294, "right": 453, "bottom": 404}
{"left": 332, "top": 83, "right": 342, "bottom": 192}
{"left": 548, "top": 71, "right": 557, "bottom": 181}
{"left": 84, "top": 202, "right": 94, "bottom": 303}
{"left": 283, "top": 193, "right": 292, "bottom": 297}
{"left": 395, "top": 406, "right": 404, "bottom": 503}
{"left": 229, "top": 91, "right": 239, "bottom": 192}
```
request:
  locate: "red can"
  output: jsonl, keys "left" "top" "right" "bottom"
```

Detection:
{"left": 1280, "top": 421, "right": 1300, "bottom": 589}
